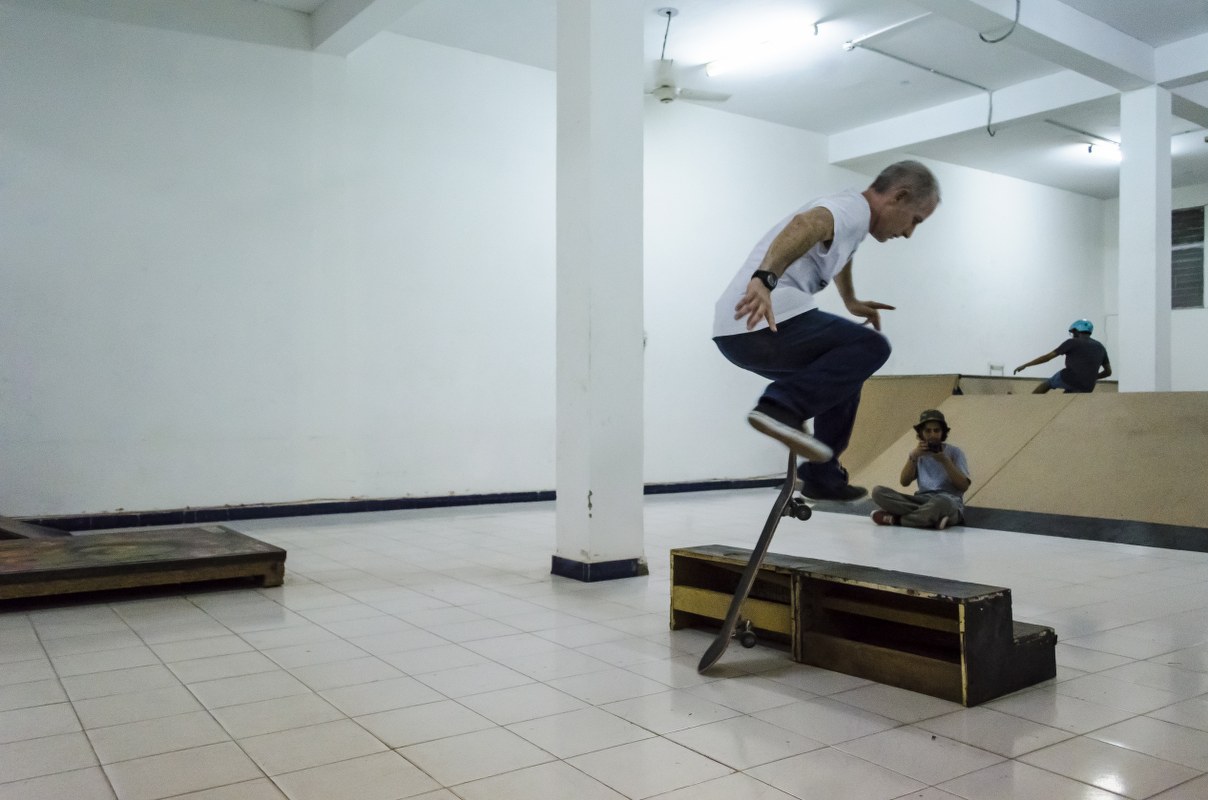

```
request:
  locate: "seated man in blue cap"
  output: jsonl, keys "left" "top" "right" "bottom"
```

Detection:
{"left": 870, "top": 409, "right": 970, "bottom": 530}
{"left": 1012, "top": 318, "right": 1111, "bottom": 393}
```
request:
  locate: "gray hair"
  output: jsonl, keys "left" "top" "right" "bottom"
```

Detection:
{"left": 871, "top": 160, "right": 941, "bottom": 205}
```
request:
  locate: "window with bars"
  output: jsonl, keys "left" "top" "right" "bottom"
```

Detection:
{"left": 1173, "top": 206, "right": 1205, "bottom": 309}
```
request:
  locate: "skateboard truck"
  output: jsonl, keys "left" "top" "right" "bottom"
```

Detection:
{"left": 737, "top": 618, "right": 758, "bottom": 649}
{"left": 698, "top": 449, "right": 813, "bottom": 672}
{"left": 787, "top": 496, "right": 812, "bottom": 521}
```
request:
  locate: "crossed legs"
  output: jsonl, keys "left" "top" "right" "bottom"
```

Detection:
{"left": 871, "top": 486, "right": 961, "bottom": 529}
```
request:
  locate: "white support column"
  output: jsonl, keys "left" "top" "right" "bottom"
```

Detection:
{"left": 552, "top": 0, "right": 646, "bottom": 581}
{"left": 1117, "top": 86, "right": 1173, "bottom": 392}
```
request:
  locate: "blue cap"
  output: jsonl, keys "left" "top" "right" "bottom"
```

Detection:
{"left": 1069, "top": 319, "right": 1093, "bottom": 334}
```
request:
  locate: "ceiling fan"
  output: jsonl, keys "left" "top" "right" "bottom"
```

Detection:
{"left": 647, "top": 8, "right": 731, "bottom": 105}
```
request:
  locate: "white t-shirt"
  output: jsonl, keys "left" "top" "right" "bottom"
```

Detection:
{"left": 712, "top": 189, "right": 871, "bottom": 337}
{"left": 916, "top": 443, "right": 970, "bottom": 512}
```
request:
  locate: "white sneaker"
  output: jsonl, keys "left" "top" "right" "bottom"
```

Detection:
{"left": 747, "top": 410, "right": 834, "bottom": 463}
{"left": 936, "top": 515, "right": 951, "bottom": 531}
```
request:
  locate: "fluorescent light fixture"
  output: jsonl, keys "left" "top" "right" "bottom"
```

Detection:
{"left": 705, "top": 24, "right": 818, "bottom": 78}
{"left": 1087, "top": 142, "right": 1122, "bottom": 162}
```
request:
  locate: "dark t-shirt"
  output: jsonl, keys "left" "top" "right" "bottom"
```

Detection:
{"left": 1056, "top": 336, "right": 1108, "bottom": 392}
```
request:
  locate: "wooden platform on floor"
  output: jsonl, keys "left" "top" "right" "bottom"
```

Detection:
{"left": 0, "top": 526, "right": 286, "bottom": 600}
{"left": 0, "top": 515, "right": 72, "bottom": 540}
{"left": 671, "top": 545, "right": 1056, "bottom": 706}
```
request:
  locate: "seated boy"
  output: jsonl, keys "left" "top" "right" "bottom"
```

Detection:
{"left": 870, "top": 409, "right": 971, "bottom": 530}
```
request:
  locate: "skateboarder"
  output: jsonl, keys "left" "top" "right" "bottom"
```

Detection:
{"left": 870, "top": 408, "right": 970, "bottom": 530}
{"left": 713, "top": 161, "right": 941, "bottom": 501}
{"left": 1012, "top": 319, "right": 1111, "bottom": 393}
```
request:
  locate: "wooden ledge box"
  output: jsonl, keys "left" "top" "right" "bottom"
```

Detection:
{"left": 671, "top": 545, "right": 1056, "bottom": 706}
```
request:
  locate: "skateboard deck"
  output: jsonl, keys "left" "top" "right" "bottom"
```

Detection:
{"left": 697, "top": 449, "right": 810, "bottom": 672}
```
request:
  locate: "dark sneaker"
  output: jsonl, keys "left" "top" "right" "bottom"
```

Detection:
{"left": 797, "top": 473, "right": 867, "bottom": 502}
{"left": 871, "top": 510, "right": 897, "bottom": 526}
{"left": 747, "top": 406, "right": 833, "bottom": 463}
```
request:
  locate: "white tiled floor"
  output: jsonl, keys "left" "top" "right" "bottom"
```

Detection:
{"left": 3, "top": 490, "right": 1208, "bottom": 799}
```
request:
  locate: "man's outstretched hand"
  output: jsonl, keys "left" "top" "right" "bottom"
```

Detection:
{"left": 734, "top": 279, "right": 777, "bottom": 332}
{"left": 845, "top": 300, "right": 895, "bottom": 331}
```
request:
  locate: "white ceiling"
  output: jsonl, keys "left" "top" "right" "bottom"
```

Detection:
{"left": 41, "top": 0, "right": 1208, "bottom": 199}
{"left": 379, "top": 0, "right": 1208, "bottom": 199}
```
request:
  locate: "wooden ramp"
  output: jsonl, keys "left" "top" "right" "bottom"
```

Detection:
{"left": 968, "top": 392, "right": 1208, "bottom": 528}
{"left": 957, "top": 376, "right": 1117, "bottom": 395}
{"left": 850, "top": 391, "right": 1208, "bottom": 530}
{"left": 840, "top": 375, "right": 959, "bottom": 476}
{"left": 0, "top": 526, "right": 286, "bottom": 601}
{"left": 849, "top": 393, "right": 1075, "bottom": 502}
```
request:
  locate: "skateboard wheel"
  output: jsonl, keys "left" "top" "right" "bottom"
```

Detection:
{"left": 789, "top": 498, "right": 812, "bottom": 521}
{"left": 739, "top": 631, "right": 758, "bottom": 648}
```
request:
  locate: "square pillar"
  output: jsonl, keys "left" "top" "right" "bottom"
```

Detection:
{"left": 1118, "top": 86, "right": 1173, "bottom": 392}
{"left": 553, "top": 0, "right": 646, "bottom": 580}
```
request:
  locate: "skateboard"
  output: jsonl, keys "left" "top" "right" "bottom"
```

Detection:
{"left": 697, "top": 449, "right": 812, "bottom": 672}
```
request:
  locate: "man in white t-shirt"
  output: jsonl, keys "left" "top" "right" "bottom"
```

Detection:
{"left": 713, "top": 161, "right": 940, "bottom": 501}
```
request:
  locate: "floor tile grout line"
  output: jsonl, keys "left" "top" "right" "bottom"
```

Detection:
{"left": 6, "top": 499, "right": 1208, "bottom": 798}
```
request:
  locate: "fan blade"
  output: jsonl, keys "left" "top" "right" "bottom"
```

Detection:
{"left": 678, "top": 87, "right": 731, "bottom": 102}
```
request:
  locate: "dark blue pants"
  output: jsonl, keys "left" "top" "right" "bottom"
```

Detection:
{"left": 714, "top": 309, "right": 891, "bottom": 485}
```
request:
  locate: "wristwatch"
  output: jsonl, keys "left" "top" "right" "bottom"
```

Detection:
{"left": 751, "top": 270, "right": 778, "bottom": 290}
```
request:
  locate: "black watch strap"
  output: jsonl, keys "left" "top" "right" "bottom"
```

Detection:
{"left": 752, "top": 270, "right": 778, "bottom": 290}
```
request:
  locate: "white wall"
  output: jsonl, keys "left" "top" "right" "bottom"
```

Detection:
{"left": 849, "top": 162, "right": 1106, "bottom": 379}
{"left": 1, "top": 3, "right": 1123, "bottom": 515}
{"left": 1102, "top": 182, "right": 1208, "bottom": 391}
{"left": 1, "top": 4, "right": 558, "bottom": 515}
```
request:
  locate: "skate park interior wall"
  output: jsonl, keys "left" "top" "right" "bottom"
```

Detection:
{"left": 0, "top": 2, "right": 1181, "bottom": 518}
{"left": 835, "top": 162, "right": 1108, "bottom": 384}
{"left": 1, "top": 8, "right": 557, "bottom": 515}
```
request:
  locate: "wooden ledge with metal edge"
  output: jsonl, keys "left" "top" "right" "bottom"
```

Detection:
{"left": 670, "top": 544, "right": 1056, "bottom": 706}
{"left": 0, "top": 526, "right": 286, "bottom": 601}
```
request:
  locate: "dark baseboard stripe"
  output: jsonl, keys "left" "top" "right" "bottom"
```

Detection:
{"left": 812, "top": 498, "right": 1208, "bottom": 554}
{"left": 644, "top": 478, "right": 781, "bottom": 494}
{"left": 33, "top": 480, "right": 1198, "bottom": 554}
{"left": 550, "top": 555, "right": 650, "bottom": 582}
{"left": 962, "top": 507, "right": 1208, "bottom": 553}
{"left": 22, "top": 479, "right": 782, "bottom": 533}
{"left": 26, "top": 491, "right": 556, "bottom": 533}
